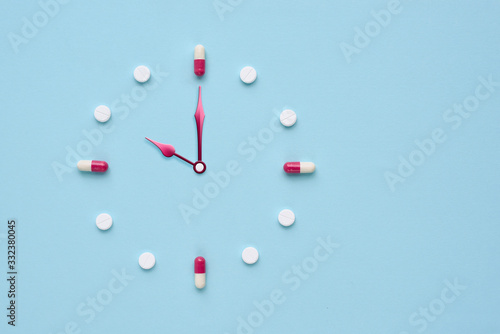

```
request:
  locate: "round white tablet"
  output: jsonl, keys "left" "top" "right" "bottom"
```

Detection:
{"left": 240, "top": 66, "right": 257, "bottom": 84}
{"left": 278, "top": 209, "right": 295, "bottom": 227}
{"left": 138, "top": 252, "right": 156, "bottom": 270}
{"left": 94, "top": 105, "right": 111, "bottom": 123}
{"left": 134, "top": 65, "right": 151, "bottom": 83}
{"left": 280, "top": 109, "right": 297, "bottom": 127}
{"left": 242, "top": 247, "right": 259, "bottom": 264}
{"left": 96, "top": 213, "right": 113, "bottom": 230}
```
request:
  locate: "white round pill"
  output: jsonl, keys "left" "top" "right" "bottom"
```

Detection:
{"left": 138, "top": 252, "right": 156, "bottom": 270}
{"left": 280, "top": 109, "right": 297, "bottom": 127}
{"left": 240, "top": 66, "right": 257, "bottom": 84}
{"left": 94, "top": 105, "right": 111, "bottom": 123}
{"left": 242, "top": 247, "right": 259, "bottom": 264}
{"left": 96, "top": 213, "right": 113, "bottom": 230}
{"left": 134, "top": 65, "right": 151, "bottom": 83}
{"left": 278, "top": 209, "right": 295, "bottom": 227}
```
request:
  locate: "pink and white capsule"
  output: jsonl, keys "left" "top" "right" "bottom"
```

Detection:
{"left": 77, "top": 160, "right": 108, "bottom": 173}
{"left": 194, "top": 256, "right": 206, "bottom": 289}
{"left": 283, "top": 162, "right": 315, "bottom": 174}
{"left": 194, "top": 45, "right": 205, "bottom": 77}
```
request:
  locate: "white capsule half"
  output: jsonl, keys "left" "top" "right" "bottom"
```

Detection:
{"left": 194, "top": 45, "right": 205, "bottom": 60}
{"left": 195, "top": 273, "right": 206, "bottom": 289}
{"left": 77, "top": 160, "right": 92, "bottom": 172}
{"left": 300, "top": 162, "right": 316, "bottom": 173}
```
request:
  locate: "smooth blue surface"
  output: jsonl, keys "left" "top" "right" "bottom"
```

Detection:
{"left": 1, "top": 1, "right": 500, "bottom": 333}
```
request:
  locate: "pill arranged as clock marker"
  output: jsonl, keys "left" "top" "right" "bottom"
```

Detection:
{"left": 280, "top": 109, "right": 297, "bottom": 127}
{"left": 240, "top": 66, "right": 257, "bottom": 84}
{"left": 194, "top": 45, "right": 205, "bottom": 77}
{"left": 283, "top": 162, "right": 315, "bottom": 174}
{"left": 77, "top": 160, "right": 108, "bottom": 173}
{"left": 139, "top": 252, "right": 156, "bottom": 270}
{"left": 94, "top": 105, "right": 111, "bottom": 123}
{"left": 242, "top": 247, "right": 259, "bottom": 264}
{"left": 194, "top": 256, "right": 206, "bottom": 289}
{"left": 134, "top": 65, "right": 151, "bottom": 83}
{"left": 278, "top": 209, "right": 295, "bottom": 227}
{"left": 96, "top": 213, "right": 113, "bottom": 230}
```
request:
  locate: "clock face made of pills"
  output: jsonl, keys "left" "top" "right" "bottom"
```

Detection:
{"left": 70, "top": 42, "right": 320, "bottom": 329}
{"left": 66, "top": 42, "right": 321, "bottom": 329}
{"left": 2, "top": 2, "right": 500, "bottom": 333}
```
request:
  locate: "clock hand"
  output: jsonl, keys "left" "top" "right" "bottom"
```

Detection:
{"left": 145, "top": 137, "right": 195, "bottom": 166}
{"left": 173, "top": 153, "right": 195, "bottom": 166}
{"left": 194, "top": 86, "right": 205, "bottom": 162}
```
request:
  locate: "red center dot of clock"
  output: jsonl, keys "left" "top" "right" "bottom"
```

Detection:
{"left": 194, "top": 161, "right": 206, "bottom": 174}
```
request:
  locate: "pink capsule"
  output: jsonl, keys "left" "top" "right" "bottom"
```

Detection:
{"left": 283, "top": 162, "right": 315, "bottom": 174}
{"left": 77, "top": 160, "right": 108, "bottom": 173}
{"left": 194, "top": 256, "right": 206, "bottom": 289}
{"left": 194, "top": 45, "right": 205, "bottom": 77}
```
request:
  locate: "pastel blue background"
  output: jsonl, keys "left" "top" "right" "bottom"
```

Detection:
{"left": 1, "top": 0, "right": 499, "bottom": 333}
